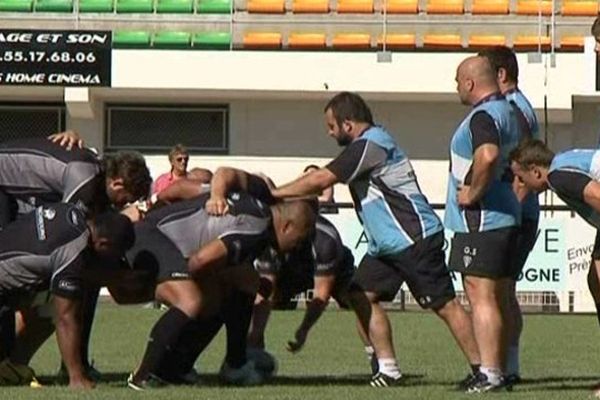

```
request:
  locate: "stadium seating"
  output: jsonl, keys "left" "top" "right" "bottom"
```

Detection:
{"left": 337, "top": 0, "right": 374, "bottom": 13}
{"left": 153, "top": 31, "right": 192, "bottom": 47}
{"left": 559, "top": 35, "right": 584, "bottom": 51}
{"left": 288, "top": 33, "right": 327, "bottom": 49}
{"left": 0, "top": 0, "right": 33, "bottom": 11}
{"left": 384, "top": 0, "right": 418, "bottom": 13}
{"left": 197, "top": 0, "right": 231, "bottom": 12}
{"left": 116, "top": 0, "right": 153, "bottom": 12}
{"left": 156, "top": 0, "right": 193, "bottom": 13}
{"left": 468, "top": 34, "right": 506, "bottom": 48}
{"left": 423, "top": 34, "right": 462, "bottom": 49}
{"left": 377, "top": 33, "right": 416, "bottom": 49}
{"left": 470, "top": 0, "right": 508, "bottom": 14}
{"left": 561, "top": 0, "right": 598, "bottom": 16}
{"left": 425, "top": 0, "right": 464, "bottom": 14}
{"left": 79, "top": 0, "right": 113, "bottom": 11}
{"left": 292, "top": 0, "right": 329, "bottom": 13}
{"left": 35, "top": 0, "right": 73, "bottom": 11}
{"left": 247, "top": 0, "right": 285, "bottom": 13}
{"left": 332, "top": 33, "right": 371, "bottom": 49}
{"left": 243, "top": 32, "right": 282, "bottom": 48}
{"left": 513, "top": 35, "right": 551, "bottom": 51}
{"left": 515, "top": 0, "right": 553, "bottom": 15}
{"left": 193, "top": 31, "right": 231, "bottom": 48}
{"left": 113, "top": 31, "right": 152, "bottom": 47}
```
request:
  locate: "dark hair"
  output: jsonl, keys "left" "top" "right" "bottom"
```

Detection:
{"left": 592, "top": 16, "right": 600, "bottom": 39}
{"left": 509, "top": 139, "right": 555, "bottom": 169}
{"left": 478, "top": 46, "right": 519, "bottom": 84}
{"left": 324, "top": 92, "right": 374, "bottom": 127}
{"left": 104, "top": 152, "right": 152, "bottom": 200}
{"left": 94, "top": 211, "right": 135, "bottom": 254}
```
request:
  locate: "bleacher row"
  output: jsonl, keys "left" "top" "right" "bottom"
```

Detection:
{"left": 112, "top": 30, "right": 584, "bottom": 50}
{"left": 0, "top": 0, "right": 597, "bottom": 15}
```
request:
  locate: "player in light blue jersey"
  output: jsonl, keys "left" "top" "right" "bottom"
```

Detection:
{"left": 511, "top": 141, "right": 600, "bottom": 336}
{"left": 479, "top": 46, "right": 540, "bottom": 385}
{"left": 446, "top": 56, "right": 521, "bottom": 393}
{"left": 264, "top": 92, "right": 480, "bottom": 388}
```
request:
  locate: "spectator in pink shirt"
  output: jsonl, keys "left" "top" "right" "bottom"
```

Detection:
{"left": 152, "top": 144, "right": 190, "bottom": 195}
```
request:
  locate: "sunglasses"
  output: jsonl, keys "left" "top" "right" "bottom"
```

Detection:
{"left": 175, "top": 156, "right": 189, "bottom": 163}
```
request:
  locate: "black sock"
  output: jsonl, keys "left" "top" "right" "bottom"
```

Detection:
{"left": 134, "top": 308, "right": 192, "bottom": 382}
{"left": 595, "top": 303, "right": 600, "bottom": 327}
{"left": 471, "top": 364, "right": 481, "bottom": 374}
{"left": 223, "top": 290, "right": 254, "bottom": 369}
{"left": 0, "top": 303, "right": 14, "bottom": 360}
{"left": 159, "top": 315, "right": 223, "bottom": 380}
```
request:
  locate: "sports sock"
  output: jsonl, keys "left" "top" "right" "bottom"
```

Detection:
{"left": 480, "top": 366, "right": 502, "bottom": 386}
{"left": 223, "top": 290, "right": 254, "bottom": 369}
{"left": 377, "top": 358, "right": 401, "bottom": 379}
{"left": 470, "top": 363, "right": 481, "bottom": 375}
{"left": 364, "top": 346, "right": 375, "bottom": 359}
{"left": 595, "top": 303, "right": 600, "bottom": 327}
{"left": 505, "top": 345, "right": 520, "bottom": 376}
{"left": 134, "top": 308, "right": 192, "bottom": 382}
{"left": 0, "top": 303, "right": 14, "bottom": 360}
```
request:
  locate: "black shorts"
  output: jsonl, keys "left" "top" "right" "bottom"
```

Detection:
{"left": 126, "top": 223, "right": 190, "bottom": 282}
{"left": 449, "top": 226, "right": 518, "bottom": 279}
{"left": 350, "top": 232, "right": 455, "bottom": 310}
{"left": 592, "top": 230, "right": 600, "bottom": 261}
{"left": 509, "top": 218, "right": 539, "bottom": 280}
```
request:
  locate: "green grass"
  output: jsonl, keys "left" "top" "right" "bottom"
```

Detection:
{"left": 6, "top": 302, "right": 600, "bottom": 399}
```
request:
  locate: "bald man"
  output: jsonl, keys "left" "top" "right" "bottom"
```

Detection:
{"left": 445, "top": 56, "right": 521, "bottom": 392}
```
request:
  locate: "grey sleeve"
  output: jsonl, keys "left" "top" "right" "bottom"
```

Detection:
{"left": 50, "top": 230, "right": 89, "bottom": 299}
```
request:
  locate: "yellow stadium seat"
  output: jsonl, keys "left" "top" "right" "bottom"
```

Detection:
{"left": 337, "top": 0, "right": 373, "bottom": 13}
{"left": 243, "top": 32, "right": 282, "bottom": 49}
{"left": 384, "top": 0, "right": 418, "bottom": 13}
{"left": 377, "top": 33, "right": 416, "bottom": 49}
{"left": 513, "top": 35, "right": 551, "bottom": 51}
{"left": 292, "top": 0, "right": 329, "bottom": 12}
{"left": 426, "top": 0, "right": 463, "bottom": 14}
{"left": 332, "top": 33, "right": 371, "bottom": 49}
{"left": 247, "top": 0, "right": 285, "bottom": 13}
{"left": 561, "top": 0, "right": 597, "bottom": 16}
{"left": 471, "top": 0, "right": 508, "bottom": 14}
{"left": 423, "top": 34, "right": 462, "bottom": 49}
{"left": 468, "top": 35, "right": 506, "bottom": 48}
{"left": 516, "top": 0, "right": 552, "bottom": 15}
{"left": 559, "top": 36, "right": 584, "bottom": 51}
{"left": 288, "top": 33, "right": 327, "bottom": 49}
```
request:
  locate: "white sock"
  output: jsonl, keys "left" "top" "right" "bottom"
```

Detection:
{"left": 377, "top": 358, "right": 402, "bottom": 379}
{"left": 505, "top": 345, "right": 520, "bottom": 376}
{"left": 480, "top": 366, "right": 502, "bottom": 386}
{"left": 364, "top": 346, "right": 375, "bottom": 359}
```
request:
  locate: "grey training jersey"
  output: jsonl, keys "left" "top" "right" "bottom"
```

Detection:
{"left": 0, "top": 138, "right": 105, "bottom": 215}
{"left": 0, "top": 203, "right": 90, "bottom": 299}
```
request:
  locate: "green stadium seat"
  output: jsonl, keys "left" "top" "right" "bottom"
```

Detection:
{"left": 79, "top": 0, "right": 113, "bottom": 12}
{"left": 197, "top": 0, "right": 230, "bottom": 13}
{"left": 113, "top": 30, "right": 151, "bottom": 47}
{"left": 153, "top": 31, "right": 192, "bottom": 48}
{"left": 116, "top": 0, "right": 153, "bottom": 12}
{"left": 193, "top": 31, "right": 231, "bottom": 49}
{"left": 35, "top": 0, "right": 73, "bottom": 11}
{"left": 0, "top": 0, "right": 33, "bottom": 11}
{"left": 157, "top": 0, "right": 192, "bottom": 12}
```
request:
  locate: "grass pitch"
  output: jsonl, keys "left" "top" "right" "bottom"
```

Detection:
{"left": 4, "top": 302, "right": 599, "bottom": 399}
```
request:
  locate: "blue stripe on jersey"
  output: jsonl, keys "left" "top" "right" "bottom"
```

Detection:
{"left": 355, "top": 126, "right": 443, "bottom": 256}
{"left": 550, "top": 149, "right": 600, "bottom": 228}
{"left": 506, "top": 89, "right": 540, "bottom": 220}
{"left": 445, "top": 97, "right": 521, "bottom": 232}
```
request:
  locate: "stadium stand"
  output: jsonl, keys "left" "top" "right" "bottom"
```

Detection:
{"left": 515, "top": 0, "right": 553, "bottom": 15}
{"left": 385, "top": 0, "right": 418, "bottom": 14}
{"left": 332, "top": 33, "right": 372, "bottom": 49}
{"left": 156, "top": 0, "right": 194, "bottom": 13}
{"left": 116, "top": 0, "right": 154, "bottom": 13}
{"left": 35, "top": 0, "right": 73, "bottom": 12}
{"left": 193, "top": 31, "right": 231, "bottom": 48}
{"left": 377, "top": 33, "right": 416, "bottom": 49}
{"left": 79, "top": 0, "right": 113, "bottom": 11}
{"left": 247, "top": 0, "right": 285, "bottom": 13}
{"left": 470, "top": 0, "right": 509, "bottom": 15}
{"left": 467, "top": 34, "right": 506, "bottom": 49}
{"left": 423, "top": 33, "right": 463, "bottom": 50}
{"left": 336, "top": 0, "right": 374, "bottom": 13}
{"left": 513, "top": 34, "right": 552, "bottom": 51}
{"left": 198, "top": 0, "right": 231, "bottom": 12}
{"left": 292, "top": 0, "right": 329, "bottom": 13}
{"left": 0, "top": 0, "right": 33, "bottom": 11}
{"left": 243, "top": 31, "right": 283, "bottom": 48}
{"left": 425, "top": 0, "right": 464, "bottom": 14}
{"left": 561, "top": 0, "right": 598, "bottom": 16}
{"left": 288, "top": 33, "right": 327, "bottom": 49}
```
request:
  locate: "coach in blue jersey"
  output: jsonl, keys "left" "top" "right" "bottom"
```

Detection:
{"left": 0, "top": 204, "right": 134, "bottom": 389}
{"left": 446, "top": 56, "right": 521, "bottom": 392}
{"left": 266, "top": 91, "right": 480, "bottom": 388}
{"left": 479, "top": 46, "right": 540, "bottom": 384}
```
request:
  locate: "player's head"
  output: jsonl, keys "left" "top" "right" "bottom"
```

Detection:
{"left": 90, "top": 211, "right": 135, "bottom": 260}
{"left": 592, "top": 16, "right": 600, "bottom": 52}
{"left": 455, "top": 56, "right": 498, "bottom": 105}
{"left": 478, "top": 46, "right": 519, "bottom": 90}
{"left": 324, "top": 92, "right": 374, "bottom": 146}
{"left": 104, "top": 151, "right": 152, "bottom": 208}
{"left": 169, "top": 144, "right": 189, "bottom": 176}
{"left": 188, "top": 167, "right": 213, "bottom": 183}
{"left": 510, "top": 139, "right": 555, "bottom": 193}
{"left": 272, "top": 199, "right": 317, "bottom": 253}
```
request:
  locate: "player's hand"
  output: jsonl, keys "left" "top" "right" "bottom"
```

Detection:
{"left": 457, "top": 185, "right": 474, "bottom": 207}
{"left": 48, "top": 130, "right": 83, "bottom": 151}
{"left": 206, "top": 196, "right": 229, "bottom": 216}
{"left": 68, "top": 376, "right": 95, "bottom": 389}
{"left": 121, "top": 203, "right": 144, "bottom": 223}
{"left": 286, "top": 329, "right": 308, "bottom": 353}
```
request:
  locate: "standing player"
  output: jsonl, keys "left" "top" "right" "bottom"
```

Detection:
{"left": 262, "top": 91, "right": 480, "bottom": 387}
{"left": 479, "top": 46, "right": 540, "bottom": 384}
{"left": 0, "top": 204, "right": 135, "bottom": 389}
